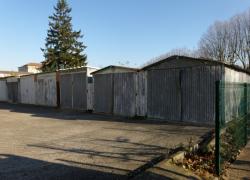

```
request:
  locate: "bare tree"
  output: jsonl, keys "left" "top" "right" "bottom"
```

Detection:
{"left": 144, "top": 8, "right": 250, "bottom": 69}
{"left": 198, "top": 8, "right": 250, "bottom": 69}
{"left": 198, "top": 21, "right": 230, "bottom": 62}
{"left": 227, "top": 16, "right": 240, "bottom": 65}
{"left": 241, "top": 9, "right": 250, "bottom": 69}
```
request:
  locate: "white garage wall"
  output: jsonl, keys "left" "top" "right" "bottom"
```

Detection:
{"left": 0, "top": 79, "right": 8, "bottom": 101}
{"left": 225, "top": 67, "right": 250, "bottom": 83}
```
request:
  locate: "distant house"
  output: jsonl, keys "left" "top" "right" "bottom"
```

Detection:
{"left": 0, "top": 71, "right": 29, "bottom": 78}
{"left": 0, "top": 71, "right": 12, "bottom": 78}
{"left": 18, "top": 63, "right": 42, "bottom": 73}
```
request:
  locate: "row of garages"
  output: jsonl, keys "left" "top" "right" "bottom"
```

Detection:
{"left": 0, "top": 72, "right": 59, "bottom": 106}
{"left": 1, "top": 56, "right": 249, "bottom": 125}
{"left": 0, "top": 67, "right": 97, "bottom": 109}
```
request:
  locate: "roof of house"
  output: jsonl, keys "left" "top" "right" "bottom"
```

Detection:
{"left": 20, "top": 63, "right": 42, "bottom": 67}
{"left": 0, "top": 70, "right": 31, "bottom": 76}
{"left": 91, "top": 65, "right": 139, "bottom": 75}
{"left": 142, "top": 55, "right": 250, "bottom": 75}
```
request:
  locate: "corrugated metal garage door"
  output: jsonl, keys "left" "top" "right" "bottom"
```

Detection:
{"left": 7, "top": 82, "right": 19, "bottom": 103}
{"left": 72, "top": 72, "right": 87, "bottom": 110}
{"left": 113, "top": 73, "right": 136, "bottom": 117}
{"left": 0, "top": 80, "right": 8, "bottom": 102}
{"left": 60, "top": 74, "right": 72, "bottom": 109}
{"left": 181, "top": 66, "right": 222, "bottom": 123}
{"left": 20, "top": 75, "right": 36, "bottom": 105}
{"left": 60, "top": 72, "right": 87, "bottom": 110}
{"left": 36, "top": 73, "right": 57, "bottom": 107}
{"left": 136, "top": 72, "right": 147, "bottom": 117}
{"left": 94, "top": 74, "right": 113, "bottom": 114}
{"left": 147, "top": 69, "right": 181, "bottom": 121}
{"left": 147, "top": 66, "right": 222, "bottom": 123}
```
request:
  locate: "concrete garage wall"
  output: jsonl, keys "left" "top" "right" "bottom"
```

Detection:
{"left": 6, "top": 77, "right": 20, "bottom": 103}
{"left": 36, "top": 72, "right": 57, "bottom": 107}
{"left": 224, "top": 67, "right": 250, "bottom": 123}
{"left": 225, "top": 67, "right": 250, "bottom": 83}
{"left": 20, "top": 75, "right": 36, "bottom": 104}
{"left": 0, "top": 79, "right": 8, "bottom": 101}
{"left": 86, "top": 67, "right": 98, "bottom": 111}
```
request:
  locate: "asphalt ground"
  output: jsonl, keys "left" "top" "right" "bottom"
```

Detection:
{"left": 0, "top": 102, "right": 211, "bottom": 180}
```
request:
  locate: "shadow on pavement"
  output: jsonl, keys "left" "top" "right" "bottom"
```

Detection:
{"left": 0, "top": 102, "right": 212, "bottom": 180}
{"left": 27, "top": 136, "right": 169, "bottom": 164}
{"left": 0, "top": 154, "right": 196, "bottom": 180}
{"left": 233, "top": 159, "right": 250, "bottom": 167}
{"left": 0, "top": 154, "right": 126, "bottom": 180}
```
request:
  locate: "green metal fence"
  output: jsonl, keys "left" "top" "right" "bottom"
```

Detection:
{"left": 215, "top": 81, "right": 250, "bottom": 175}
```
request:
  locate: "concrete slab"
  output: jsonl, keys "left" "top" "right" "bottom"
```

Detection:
{"left": 133, "top": 161, "right": 201, "bottom": 180}
{"left": 225, "top": 139, "right": 250, "bottom": 180}
{"left": 0, "top": 103, "right": 211, "bottom": 180}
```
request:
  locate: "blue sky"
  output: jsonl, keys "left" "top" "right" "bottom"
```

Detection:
{"left": 0, "top": 0, "right": 250, "bottom": 70}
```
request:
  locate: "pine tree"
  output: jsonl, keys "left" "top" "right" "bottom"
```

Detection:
{"left": 41, "top": 0, "right": 87, "bottom": 72}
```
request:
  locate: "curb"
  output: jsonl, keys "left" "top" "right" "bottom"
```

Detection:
{"left": 127, "top": 147, "right": 184, "bottom": 179}
{"left": 170, "top": 130, "right": 215, "bottom": 163}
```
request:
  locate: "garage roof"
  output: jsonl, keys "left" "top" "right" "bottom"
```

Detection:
{"left": 142, "top": 55, "right": 250, "bottom": 75}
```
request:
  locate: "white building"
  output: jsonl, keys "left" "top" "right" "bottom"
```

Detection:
{"left": 18, "top": 63, "right": 42, "bottom": 73}
{"left": 0, "top": 71, "right": 29, "bottom": 78}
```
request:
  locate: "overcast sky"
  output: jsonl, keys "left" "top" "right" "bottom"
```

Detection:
{"left": 0, "top": 0, "right": 250, "bottom": 70}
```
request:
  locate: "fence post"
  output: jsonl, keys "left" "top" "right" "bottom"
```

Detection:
{"left": 215, "top": 81, "right": 221, "bottom": 176}
{"left": 244, "top": 83, "right": 248, "bottom": 145}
